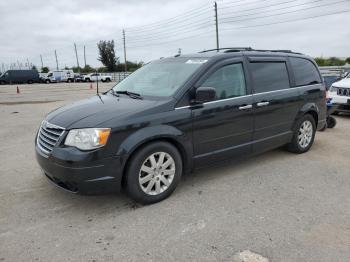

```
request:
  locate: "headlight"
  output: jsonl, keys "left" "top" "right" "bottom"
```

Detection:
{"left": 64, "top": 128, "right": 111, "bottom": 150}
{"left": 330, "top": 85, "right": 338, "bottom": 92}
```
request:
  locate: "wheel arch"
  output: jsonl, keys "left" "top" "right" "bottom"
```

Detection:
{"left": 294, "top": 103, "right": 319, "bottom": 129}
{"left": 117, "top": 125, "right": 193, "bottom": 186}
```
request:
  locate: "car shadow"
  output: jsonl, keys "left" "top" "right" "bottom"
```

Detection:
{"left": 42, "top": 147, "right": 292, "bottom": 214}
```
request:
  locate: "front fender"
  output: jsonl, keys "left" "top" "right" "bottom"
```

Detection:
{"left": 116, "top": 125, "right": 193, "bottom": 171}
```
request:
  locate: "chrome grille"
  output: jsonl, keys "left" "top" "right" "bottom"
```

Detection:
{"left": 37, "top": 121, "right": 65, "bottom": 154}
{"left": 337, "top": 88, "right": 350, "bottom": 97}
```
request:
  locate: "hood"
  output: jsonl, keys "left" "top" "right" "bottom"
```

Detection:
{"left": 333, "top": 78, "right": 350, "bottom": 88}
{"left": 46, "top": 94, "right": 167, "bottom": 129}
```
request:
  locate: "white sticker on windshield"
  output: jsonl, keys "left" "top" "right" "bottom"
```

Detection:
{"left": 186, "top": 59, "right": 208, "bottom": 64}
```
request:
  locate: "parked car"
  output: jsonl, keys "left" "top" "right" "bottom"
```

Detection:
{"left": 0, "top": 70, "right": 39, "bottom": 84}
{"left": 73, "top": 73, "right": 83, "bottom": 82}
{"left": 83, "top": 73, "right": 111, "bottom": 82}
{"left": 323, "top": 74, "right": 341, "bottom": 90}
{"left": 35, "top": 48, "right": 326, "bottom": 204}
{"left": 43, "top": 70, "right": 74, "bottom": 83}
{"left": 328, "top": 74, "right": 350, "bottom": 114}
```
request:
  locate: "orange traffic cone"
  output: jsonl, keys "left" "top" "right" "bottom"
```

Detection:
{"left": 16, "top": 86, "right": 20, "bottom": 94}
{"left": 90, "top": 83, "right": 93, "bottom": 90}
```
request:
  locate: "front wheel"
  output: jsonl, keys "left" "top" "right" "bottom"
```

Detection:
{"left": 125, "top": 141, "right": 182, "bottom": 205}
{"left": 286, "top": 115, "right": 316, "bottom": 154}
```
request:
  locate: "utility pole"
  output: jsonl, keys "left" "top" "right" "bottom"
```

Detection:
{"left": 214, "top": 1, "right": 220, "bottom": 51}
{"left": 83, "top": 45, "right": 87, "bottom": 68}
{"left": 54, "top": 50, "right": 59, "bottom": 70}
{"left": 74, "top": 43, "right": 80, "bottom": 72}
{"left": 123, "top": 30, "right": 127, "bottom": 74}
{"left": 40, "top": 55, "right": 44, "bottom": 70}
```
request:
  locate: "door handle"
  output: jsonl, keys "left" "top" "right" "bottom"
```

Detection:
{"left": 257, "top": 101, "right": 270, "bottom": 107}
{"left": 238, "top": 104, "right": 253, "bottom": 110}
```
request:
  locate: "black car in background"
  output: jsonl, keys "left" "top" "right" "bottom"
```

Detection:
{"left": 35, "top": 48, "right": 327, "bottom": 204}
{"left": 0, "top": 69, "right": 40, "bottom": 84}
{"left": 323, "top": 75, "right": 341, "bottom": 90}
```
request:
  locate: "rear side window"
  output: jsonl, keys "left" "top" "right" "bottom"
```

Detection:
{"left": 250, "top": 62, "right": 290, "bottom": 93}
{"left": 202, "top": 63, "right": 246, "bottom": 100}
{"left": 290, "top": 57, "right": 321, "bottom": 86}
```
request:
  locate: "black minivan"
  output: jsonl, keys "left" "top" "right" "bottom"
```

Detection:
{"left": 35, "top": 48, "right": 326, "bottom": 204}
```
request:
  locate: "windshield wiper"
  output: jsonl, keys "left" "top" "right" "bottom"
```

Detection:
{"left": 115, "top": 90, "right": 143, "bottom": 99}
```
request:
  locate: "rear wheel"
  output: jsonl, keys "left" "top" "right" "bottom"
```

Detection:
{"left": 327, "top": 116, "right": 336, "bottom": 128}
{"left": 45, "top": 79, "right": 50, "bottom": 84}
{"left": 125, "top": 141, "right": 182, "bottom": 204}
{"left": 287, "top": 114, "right": 316, "bottom": 154}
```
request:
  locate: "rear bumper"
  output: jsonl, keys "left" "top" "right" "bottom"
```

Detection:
{"left": 35, "top": 146, "right": 123, "bottom": 195}
{"left": 317, "top": 119, "right": 327, "bottom": 131}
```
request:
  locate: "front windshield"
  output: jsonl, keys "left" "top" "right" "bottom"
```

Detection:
{"left": 112, "top": 59, "right": 206, "bottom": 97}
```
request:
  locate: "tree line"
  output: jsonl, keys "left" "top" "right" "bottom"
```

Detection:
{"left": 315, "top": 57, "right": 350, "bottom": 66}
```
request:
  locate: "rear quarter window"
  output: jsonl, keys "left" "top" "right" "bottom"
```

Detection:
{"left": 290, "top": 57, "right": 322, "bottom": 86}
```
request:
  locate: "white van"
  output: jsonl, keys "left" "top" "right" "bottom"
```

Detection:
{"left": 44, "top": 70, "right": 74, "bottom": 83}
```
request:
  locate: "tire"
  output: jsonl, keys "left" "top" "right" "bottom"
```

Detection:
{"left": 27, "top": 80, "right": 33, "bottom": 84}
{"left": 332, "top": 111, "right": 339, "bottom": 115}
{"left": 67, "top": 79, "right": 72, "bottom": 83}
{"left": 106, "top": 78, "right": 111, "bottom": 82}
{"left": 45, "top": 79, "right": 50, "bottom": 84}
{"left": 327, "top": 116, "right": 336, "bottom": 128}
{"left": 85, "top": 78, "right": 91, "bottom": 82}
{"left": 0, "top": 80, "right": 6, "bottom": 85}
{"left": 125, "top": 141, "right": 183, "bottom": 205}
{"left": 286, "top": 114, "right": 316, "bottom": 154}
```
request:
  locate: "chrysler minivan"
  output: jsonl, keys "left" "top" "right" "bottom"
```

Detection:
{"left": 35, "top": 48, "right": 326, "bottom": 204}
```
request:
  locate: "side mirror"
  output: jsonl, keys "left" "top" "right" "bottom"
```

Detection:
{"left": 194, "top": 87, "right": 216, "bottom": 104}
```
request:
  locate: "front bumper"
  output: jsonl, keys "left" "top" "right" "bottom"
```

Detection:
{"left": 35, "top": 146, "right": 123, "bottom": 194}
{"left": 329, "top": 92, "right": 350, "bottom": 113}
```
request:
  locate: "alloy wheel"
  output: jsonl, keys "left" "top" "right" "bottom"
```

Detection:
{"left": 139, "top": 152, "right": 175, "bottom": 196}
{"left": 298, "top": 120, "right": 313, "bottom": 148}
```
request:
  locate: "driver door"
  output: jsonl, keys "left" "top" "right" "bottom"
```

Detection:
{"left": 192, "top": 59, "right": 254, "bottom": 166}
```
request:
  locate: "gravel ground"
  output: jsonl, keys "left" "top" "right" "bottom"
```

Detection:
{"left": 0, "top": 83, "right": 349, "bottom": 262}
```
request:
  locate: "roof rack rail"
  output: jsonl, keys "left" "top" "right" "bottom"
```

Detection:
{"left": 198, "top": 47, "right": 302, "bottom": 55}
{"left": 254, "top": 49, "right": 302, "bottom": 54}
{"left": 199, "top": 47, "right": 253, "bottom": 53}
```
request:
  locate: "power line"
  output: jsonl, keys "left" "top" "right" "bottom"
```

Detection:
{"left": 220, "top": 8, "right": 350, "bottom": 31}
{"left": 128, "top": 8, "right": 350, "bottom": 49}
{"left": 219, "top": 0, "right": 324, "bottom": 20}
{"left": 219, "top": 0, "right": 303, "bottom": 16}
{"left": 219, "top": 0, "right": 271, "bottom": 8}
{"left": 126, "top": 11, "right": 212, "bottom": 38}
{"left": 220, "top": 0, "right": 350, "bottom": 24}
{"left": 125, "top": 5, "right": 211, "bottom": 32}
{"left": 127, "top": 8, "right": 212, "bottom": 34}
{"left": 126, "top": 21, "right": 212, "bottom": 44}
